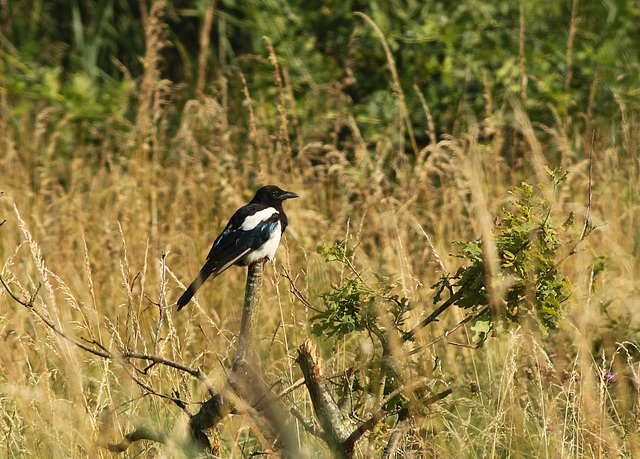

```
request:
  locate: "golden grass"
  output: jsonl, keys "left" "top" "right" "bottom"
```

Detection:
{"left": 1, "top": 14, "right": 640, "bottom": 459}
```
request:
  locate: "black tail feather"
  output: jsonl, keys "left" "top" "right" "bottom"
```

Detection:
{"left": 176, "top": 248, "right": 251, "bottom": 311}
{"left": 176, "top": 285, "right": 196, "bottom": 310}
{"left": 176, "top": 269, "right": 211, "bottom": 310}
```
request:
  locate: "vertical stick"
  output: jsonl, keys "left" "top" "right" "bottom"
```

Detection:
{"left": 232, "top": 260, "right": 264, "bottom": 373}
{"left": 189, "top": 260, "right": 266, "bottom": 449}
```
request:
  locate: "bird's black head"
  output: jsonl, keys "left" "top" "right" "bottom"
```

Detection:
{"left": 251, "top": 185, "right": 299, "bottom": 205}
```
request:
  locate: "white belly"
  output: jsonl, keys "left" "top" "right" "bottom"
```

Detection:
{"left": 242, "top": 223, "right": 282, "bottom": 264}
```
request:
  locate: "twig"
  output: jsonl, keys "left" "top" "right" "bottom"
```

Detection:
{"left": 143, "top": 294, "right": 160, "bottom": 306}
{"left": 405, "top": 304, "right": 491, "bottom": 357}
{"left": 402, "top": 284, "right": 468, "bottom": 341}
{"left": 423, "top": 388, "right": 454, "bottom": 405}
{"left": 344, "top": 379, "right": 450, "bottom": 451}
{"left": 1, "top": 274, "right": 112, "bottom": 358}
{"left": 536, "top": 129, "right": 596, "bottom": 285}
{"left": 417, "top": 305, "right": 490, "bottom": 352}
{"left": 281, "top": 268, "right": 322, "bottom": 312}
{"left": 343, "top": 408, "right": 401, "bottom": 453}
{"left": 81, "top": 337, "right": 110, "bottom": 353}
{"left": 276, "top": 376, "right": 306, "bottom": 400}
{"left": 290, "top": 407, "right": 328, "bottom": 441}
{"left": 382, "top": 419, "right": 407, "bottom": 459}
{"left": 0, "top": 273, "right": 217, "bottom": 395}
{"left": 121, "top": 363, "right": 193, "bottom": 416}
{"left": 125, "top": 351, "right": 216, "bottom": 396}
{"left": 378, "top": 378, "right": 426, "bottom": 409}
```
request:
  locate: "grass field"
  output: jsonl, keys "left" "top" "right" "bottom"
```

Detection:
{"left": 2, "top": 1, "right": 640, "bottom": 457}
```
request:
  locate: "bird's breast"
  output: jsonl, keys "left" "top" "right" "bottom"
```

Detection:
{"left": 241, "top": 222, "right": 283, "bottom": 265}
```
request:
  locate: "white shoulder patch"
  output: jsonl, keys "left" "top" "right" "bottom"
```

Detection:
{"left": 241, "top": 207, "right": 279, "bottom": 231}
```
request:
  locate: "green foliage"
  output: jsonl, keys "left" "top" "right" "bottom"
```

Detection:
{"left": 225, "top": 0, "right": 640, "bottom": 147}
{"left": 308, "top": 172, "right": 588, "bottom": 444}
{"left": 311, "top": 241, "right": 415, "bottom": 424}
{"left": 313, "top": 173, "right": 577, "bottom": 349}
{"left": 311, "top": 241, "right": 411, "bottom": 341}
{"left": 435, "top": 172, "right": 574, "bottom": 344}
{"left": 5, "top": 0, "right": 640, "bottom": 158}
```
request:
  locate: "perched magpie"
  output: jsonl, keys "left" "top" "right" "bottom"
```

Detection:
{"left": 176, "top": 185, "right": 298, "bottom": 310}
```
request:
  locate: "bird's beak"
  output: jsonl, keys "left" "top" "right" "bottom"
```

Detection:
{"left": 281, "top": 191, "right": 299, "bottom": 200}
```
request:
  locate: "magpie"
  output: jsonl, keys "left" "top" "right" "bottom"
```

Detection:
{"left": 176, "top": 185, "right": 298, "bottom": 310}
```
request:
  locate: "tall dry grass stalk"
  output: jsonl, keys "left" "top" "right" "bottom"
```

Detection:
{"left": 196, "top": 0, "right": 216, "bottom": 99}
{"left": 354, "top": 11, "right": 419, "bottom": 158}
{"left": 263, "top": 36, "right": 294, "bottom": 180}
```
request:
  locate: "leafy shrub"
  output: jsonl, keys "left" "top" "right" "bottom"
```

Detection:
{"left": 312, "top": 170, "right": 588, "bottom": 354}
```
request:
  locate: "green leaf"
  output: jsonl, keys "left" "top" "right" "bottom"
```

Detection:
{"left": 470, "top": 316, "right": 492, "bottom": 345}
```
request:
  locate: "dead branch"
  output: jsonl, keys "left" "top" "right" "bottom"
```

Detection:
{"left": 296, "top": 340, "right": 451, "bottom": 457}
{"left": 110, "top": 261, "right": 270, "bottom": 453}
{"left": 185, "top": 260, "right": 302, "bottom": 456}
{"left": 297, "top": 340, "right": 354, "bottom": 456}
{"left": 290, "top": 407, "right": 328, "bottom": 442}
{"left": 382, "top": 418, "right": 409, "bottom": 459}
{"left": 1, "top": 272, "right": 218, "bottom": 396}
{"left": 3, "top": 258, "right": 303, "bottom": 455}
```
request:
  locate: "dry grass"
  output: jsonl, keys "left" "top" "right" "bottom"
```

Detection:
{"left": 1, "top": 12, "right": 640, "bottom": 459}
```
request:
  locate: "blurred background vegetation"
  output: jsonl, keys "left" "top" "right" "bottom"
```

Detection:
{"left": 5, "top": 0, "right": 640, "bottom": 158}
{"left": 2, "top": 0, "right": 640, "bottom": 457}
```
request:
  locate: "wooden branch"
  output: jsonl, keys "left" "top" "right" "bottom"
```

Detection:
{"left": 296, "top": 339, "right": 354, "bottom": 455}
{"left": 1, "top": 274, "right": 111, "bottom": 358}
{"left": 296, "top": 339, "right": 452, "bottom": 457}
{"left": 186, "top": 260, "right": 267, "bottom": 450}
{"left": 342, "top": 380, "right": 449, "bottom": 452}
{"left": 186, "top": 261, "right": 302, "bottom": 456}
{"left": 1, "top": 274, "right": 219, "bottom": 397}
{"left": 231, "top": 260, "right": 265, "bottom": 378}
{"left": 402, "top": 285, "right": 467, "bottom": 341}
{"left": 382, "top": 418, "right": 408, "bottom": 459}
{"left": 343, "top": 408, "right": 400, "bottom": 454}
{"left": 290, "top": 407, "right": 328, "bottom": 442}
